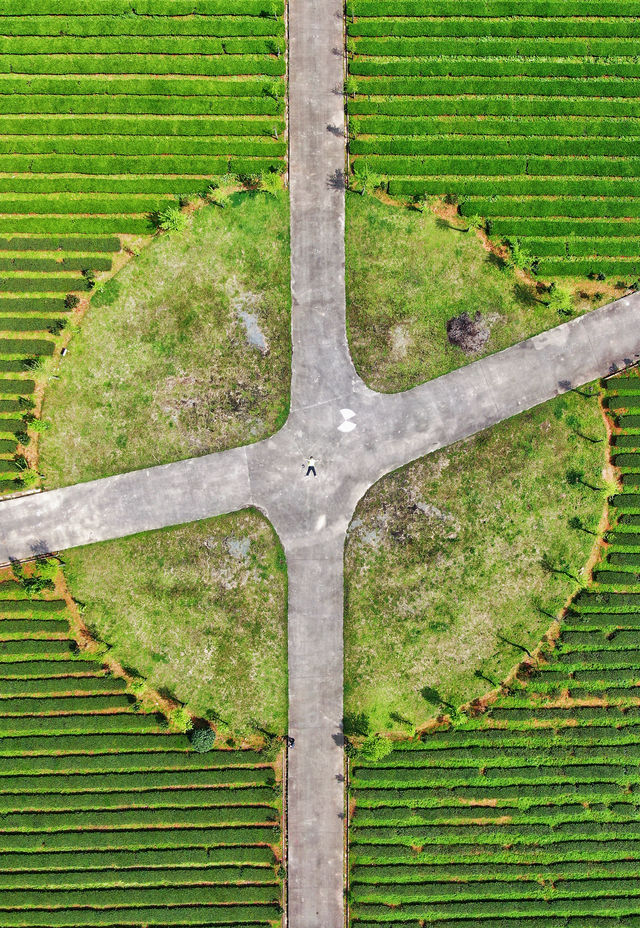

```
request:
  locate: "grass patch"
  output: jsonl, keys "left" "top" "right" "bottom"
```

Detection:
{"left": 344, "top": 386, "right": 606, "bottom": 733}
{"left": 346, "top": 194, "right": 597, "bottom": 392}
{"left": 40, "top": 192, "right": 290, "bottom": 487}
{"left": 63, "top": 510, "right": 287, "bottom": 736}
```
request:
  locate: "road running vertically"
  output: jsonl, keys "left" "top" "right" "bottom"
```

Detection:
{"left": 285, "top": 0, "right": 354, "bottom": 920}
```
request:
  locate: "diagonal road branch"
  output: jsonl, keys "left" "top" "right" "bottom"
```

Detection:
{"left": 0, "top": 0, "right": 640, "bottom": 920}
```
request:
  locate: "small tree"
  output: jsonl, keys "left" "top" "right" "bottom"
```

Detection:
{"left": 190, "top": 727, "right": 217, "bottom": 753}
{"left": 82, "top": 268, "right": 96, "bottom": 290}
{"left": 354, "top": 163, "right": 385, "bottom": 196}
{"left": 64, "top": 293, "right": 80, "bottom": 310}
{"left": 34, "top": 557, "right": 60, "bottom": 582}
{"left": 506, "top": 238, "right": 532, "bottom": 271}
{"left": 546, "top": 285, "right": 573, "bottom": 316}
{"left": 17, "top": 468, "right": 40, "bottom": 489}
{"left": 26, "top": 416, "right": 51, "bottom": 434}
{"left": 48, "top": 318, "right": 67, "bottom": 336}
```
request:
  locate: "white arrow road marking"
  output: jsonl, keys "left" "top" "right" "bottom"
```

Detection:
{"left": 337, "top": 408, "right": 357, "bottom": 432}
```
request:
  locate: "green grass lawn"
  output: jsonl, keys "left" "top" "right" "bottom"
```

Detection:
{"left": 346, "top": 194, "right": 599, "bottom": 393}
{"left": 344, "top": 386, "right": 607, "bottom": 734}
{"left": 63, "top": 510, "right": 287, "bottom": 736}
{"left": 40, "top": 192, "right": 290, "bottom": 487}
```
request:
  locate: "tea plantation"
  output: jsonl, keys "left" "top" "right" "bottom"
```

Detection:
{"left": 348, "top": 368, "right": 640, "bottom": 926}
{"left": 0, "top": 0, "right": 286, "bottom": 495}
{"left": 347, "top": 0, "right": 640, "bottom": 278}
{"left": 0, "top": 581, "right": 283, "bottom": 927}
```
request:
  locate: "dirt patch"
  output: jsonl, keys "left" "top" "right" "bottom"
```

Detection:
{"left": 446, "top": 311, "right": 491, "bottom": 354}
{"left": 389, "top": 324, "right": 412, "bottom": 360}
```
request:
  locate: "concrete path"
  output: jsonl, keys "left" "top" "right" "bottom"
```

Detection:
{"left": 1, "top": 297, "right": 640, "bottom": 928}
{"left": 2, "top": 292, "right": 639, "bottom": 565}
{"left": 0, "top": 3, "right": 639, "bottom": 922}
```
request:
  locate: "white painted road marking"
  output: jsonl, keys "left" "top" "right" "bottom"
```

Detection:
{"left": 337, "top": 408, "right": 356, "bottom": 432}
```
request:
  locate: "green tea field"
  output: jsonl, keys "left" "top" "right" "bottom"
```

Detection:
{"left": 347, "top": 0, "right": 640, "bottom": 279}
{"left": 348, "top": 368, "right": 640, "bottom": 926}
{"left": 0, "top": 576, "right": 283, "bottom": 927}
{"left": 0, "top": 0, "right": 286, "bottom": 494}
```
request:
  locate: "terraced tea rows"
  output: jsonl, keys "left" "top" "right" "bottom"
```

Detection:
{"left": 346, "top": 0, "right": 640, "bottom": 278}
{"left": 0, "top": 0, "right": 286, "bottom": 495}
{"left": 0, "top": 580, "right": 283, "bottom": 927}
{"left": 348, "top": 367, "right": 640, "bottom": 926}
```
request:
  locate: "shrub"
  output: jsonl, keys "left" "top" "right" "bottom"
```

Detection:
{"left": 152, "top": 205, "right": 188, "bottom": 233}
{"left": 259, "top": 169, "right": 283, "bottom": 196}
{"left": 16, "top": 467, "right": 40, "bottom": 490}
{"left": 190, "top": 727, "right": 217, "bottom": 753}
{"left": 64, "top": 293, "right": 80, "bottom": 309}
{"left": 47, "top": 318, "right": 67, "bottom": 335}
{"left": 82, "top": 268, "right": 96, "bottom": 289}
{"left": 26, "top": 416, "right": 51, "bottom": 433}
{"left": 358, "top": 736, "right": 394, "bottom": 762}
{"left": 546, "top": 286, "right": 574, "bottom": 316}
{"left": 171, "top": 706, "right": 193, "bottom": 733}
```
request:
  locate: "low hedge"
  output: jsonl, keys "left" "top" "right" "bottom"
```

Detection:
{"left": 0, "top": 257, "right": 111, "bottom": 272}
{"left": 0, "top": 0, "right": 284, "bottom": 13}
{"left": 0, "top": 236, "right": 120, "bottom": 252}
{"left": 0, "top": 137, "right": 285, "bottom": 157}
{"left": 0, "top": 115, "right": 280, "bottom": 140}
{"left": 0, "top": 784, "right": 276, "bottom": 812}
{"left": 0, "top": 54, "right": 286, "bottom": 78}
{"left": 0, "top": 298, "right": 68, "bottom": 313}
{"left": 0, "top": 766, "right": 274, "bottom": 792}
{"left": 0, "top": 339, "right": 54, "bottom": 355}
{"left": 0, "top": 844, "right": 274, "bottom": 871}
{"left": 0, "top": 824, "right": 279, "bottom": 852}
{"left": 1, "top": 94, "right": 284, "bottom": 116}
{"left": 0, "top": 863, "right": 277, "bottom": 888}
{"left": 0, "top": 76, "right": 284, "bottom": 96}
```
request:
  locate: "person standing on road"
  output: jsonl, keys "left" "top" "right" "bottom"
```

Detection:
{"left": 304, "top": 456, "right": 317, "bottom": 477}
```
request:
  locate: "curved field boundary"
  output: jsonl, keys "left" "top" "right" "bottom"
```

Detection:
{"left": 346, "top": 0, "right": 640, "bottom": 279}
{"left": 348, "top": 367, "right": 640, "bottom": 926}
{"left": 0, "top": 0, "right": 286, "bottom": 496}
{"left": 0, "top": 583, "right": 283, "bottom": 927}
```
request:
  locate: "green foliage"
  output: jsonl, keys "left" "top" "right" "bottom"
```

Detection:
{"left": 348, "top": 371, "right": 640, "bottom": 922}
{"left": 15, "top": 467, "right": 40, "bottom": 490}
{"left": 347, "top": 5, "right": 640, "bottom": 273}
{"left": 26, "top": 415, "right": 51, "bottom": 433}
{"left": 190, "top": 727, "right": 218, "bottom": 753}
{"left": 546, "top": 284, "right": 574, "bottom": 315}
{"left": 152, "top": 204, "right": 189, "bottom": 234}
{"left": 259, "top": 168, "right": 283, "bottom": 196}
{"left": 0, "top": 568, "right": 283, "bottom": 919}
{"left": 506, "top": 238, "right": 532, "bottom": 271}
{"left": 170, "top": 706, "right": 193, "bottom": 733}
{"left": 358, "top": 735, "right": 394, "bottom": 762}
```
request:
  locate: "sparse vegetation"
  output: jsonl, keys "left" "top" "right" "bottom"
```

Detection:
{"left": 345, "top": 385, "right": 605, "bottom": 733}
{"left": 63, "top": 510, "right": 288, "bottom": 736}
{"left": 40, "top": 194, "right": 291, "bottom": 487}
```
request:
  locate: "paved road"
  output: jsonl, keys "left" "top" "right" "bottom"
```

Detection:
{"left": 2, "top": 292, "right": 639, "bottom": 565}
{"left": 286, "top": 0, "right": 351, "bottom": 920}
{"left": 0, "top": 6, "right": 639, "bottom": 923}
